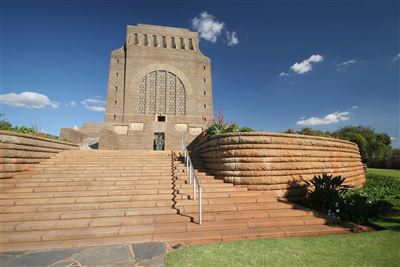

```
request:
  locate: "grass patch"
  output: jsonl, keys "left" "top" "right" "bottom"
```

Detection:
{"left": 367, "top": 168, "right": 400, "bottom": 179}
{"left": 166, "top": 217, "right": 400, "bottom": 267}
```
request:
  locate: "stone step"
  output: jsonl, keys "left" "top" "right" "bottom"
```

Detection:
{"left": 175, "top": 196, "right": 277, "bottom": 206}
{"left": 32, "top": 166, "right": 173, "bottom": 171}
{"left": 181, "top": 190, "right": 275, "bottom": 199}
{"left": 0, "top": 184, "right": 175, "bottom": 193}
{"left": 0, "top": 214, "right": 340, "bottom": 245}
{"left": 0, "top": 179, "right": 174, "bottom": 188}
{"left": 186, "top": 208, "right": 315, "bottom": 222}
{"left": 38, "top": 162, "right": 173, "bottom": 166}
{"left": 1, "top": 207, "right": 178, "bottom": 222}
{"left": 178, "top": 186, "right": 247, "bottom": 194}
{"left": 0, "top": 224, "right": 351, "bottom": 252}
{"left": 13, "top": 174, "right": 175, "bottom": 179}
{"left": 1, "top": 188, "right": 173, "bottom": 199}
{"left": 179, "top": 202, "right": 292, "bottom": 213}
{"left": 178, "top": 183, "right": 233, "bottom": 189}
{"left": 1, "top": 214, "right": 191, "bottom": 232}
{"left": 0, "top": 199, "right": 175, "bottom": 213}
{"left": 1, "top": 194, "right": 175, "bottom": 206}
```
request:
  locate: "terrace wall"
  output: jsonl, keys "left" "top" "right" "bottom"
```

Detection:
{"left": 195, "top": 132, "right": 366, "bottom": 198}
{"left": 0, "top": 130, "right": 78, "bottom": 178}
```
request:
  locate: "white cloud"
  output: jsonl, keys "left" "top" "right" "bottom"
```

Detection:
{"left": 297, "top": 111, "right": 350, "bottom": 126}
{"left": 0, "top": 91, "right": 58, "bottom": 109}
{"left": 392, "top": 53, "right": 400, "bottom": 62}
{"left": 337, "top": 59, "right": 356, "bottom": 71}
{"left": 192, "top": 12, "right": 225, "bottom": 43}
{"left": 226, "top": 31, "right": 239, "bottom": 46}
{"left": 73, "top": 125, "right": 79, "bottom": 130}
{"left": 81, "top": 97, "right": 105, "bottom": 112}
{"left": 279, "top": 72, "right": 290, "bottom": 77}
{"left": 290, "top": 54, "right": 324, "bottom": 74}
{"left": 66, "top": 100, "right": 77, "bottom": 107}
{"left": 352, "top": 105, "right": 358, "bottom": 109}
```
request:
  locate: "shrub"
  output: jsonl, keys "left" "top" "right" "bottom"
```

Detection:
{"left": 303, "top": 174, "right": 347, "bottom": 212}
{"left": 226, "top": 123, "right": 239, "bottom": 133}
{"left": 239, "top": 127, "right": 254, "bottom": 132}
{"left": 206, "top": 109, "right": 254, "bottom": 137}
{"left": 0, "top": 120, "right": 12, "bottom": 130}
{"left": 303, "top": 172, "right": 398, "bottom": 224}
{"left": 206, "top": 122, "right": 227, "bottom": 136}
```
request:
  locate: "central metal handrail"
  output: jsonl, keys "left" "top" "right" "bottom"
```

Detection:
{"left": 181, "top": 141, "right": 202, "bottom": 224}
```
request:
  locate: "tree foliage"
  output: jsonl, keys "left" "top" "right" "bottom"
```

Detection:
{"left": 284, "top": 125, "right": 396, "bottom": 168}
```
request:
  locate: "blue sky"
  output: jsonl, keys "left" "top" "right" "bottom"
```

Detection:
{"left": 1, "top": 1, "right": 399, "bottom": 146}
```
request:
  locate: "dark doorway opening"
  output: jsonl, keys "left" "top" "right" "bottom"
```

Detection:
{"left": 157, "top": 115, "right": 166, "bottom": 122}
{"left": 154, "top": 133, "right": 165, "bottom": 150}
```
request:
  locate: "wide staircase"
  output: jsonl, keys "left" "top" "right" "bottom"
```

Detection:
{"left": 0, "top": 150, "right": 353, "bottom": 252}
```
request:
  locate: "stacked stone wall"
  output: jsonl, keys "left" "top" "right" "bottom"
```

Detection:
{"left": 60, "top": 128, "right": 89, "bottom": 144}
{"left": 195, "top": 132, "right": 366, "bottom": 197}
{"left": 99, "top": 129, "right": 120, "bottom": 150}
{"left": 0, "top": 130, "right": 78, "bottom": 178}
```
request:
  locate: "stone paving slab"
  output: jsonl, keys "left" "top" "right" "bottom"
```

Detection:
{"left": 0, "top": 242, "right": 166, "bottom": 267}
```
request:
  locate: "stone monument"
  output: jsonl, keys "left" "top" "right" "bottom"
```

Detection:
{"left": 61, "top": 24, "right": 214, "bottom": 150}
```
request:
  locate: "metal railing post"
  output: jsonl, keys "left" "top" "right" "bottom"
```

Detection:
{"left": 198, "top": 186, "right": 202, "bottom": 224}
{"left": 193, "top": 174, "right": 196, "bottom": 200}
{"left": 189, "top": 163, "right": 192, "bottom": 185}
{"left": 182, "top": 141, "right": 202, "bottom": 225}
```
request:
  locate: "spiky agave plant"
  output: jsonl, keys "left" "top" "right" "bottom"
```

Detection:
{"left": 303, "top": 174, "right": 348, "bottom": 212}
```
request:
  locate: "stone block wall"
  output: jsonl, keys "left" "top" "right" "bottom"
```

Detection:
{"left": 0, "top": 130, "right": 78, "bottom": 178}
{"left": 194, "top": 132, "right": 366, "bottom": 198}
{"left": 60, "top": 128, "right": 89, "bottom": 144}
{"left": 99, "top": 129, "right": 120, "bottom": 150}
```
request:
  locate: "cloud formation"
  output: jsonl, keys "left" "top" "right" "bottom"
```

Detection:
{"left": 192, "top": 12, "right": 225, "bottom": 43}
{"left": 336, "top": 59, "right": 356, "bottom": 71}
{"left": 226, "top": 31, "right": 239, "bottom": 46}
{"left": 392, "top": 53, "right": 400, "bottom": 62}
{"left": 290, "top": 55, "right": 324, "bottom": 74}
{"left": 81, "top": 97, "right": 105, "bottom": 112}
{"left": 0, "top": 92, "right": 58, "bottom": 109}
{"left": 297, "top": 111, "right": 350, "bottom": 126}
{"left": 279, "top": 72, "right": 290, "bottom": 77}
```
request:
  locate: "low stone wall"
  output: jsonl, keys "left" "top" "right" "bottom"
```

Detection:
{"left": 195, "top": 132, "right": 366, "bottom": 198}
{"left": 0, "top": 130, "right": 79, "bottom": 178}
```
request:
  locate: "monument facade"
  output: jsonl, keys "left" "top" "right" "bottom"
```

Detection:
{"left": 61, "top": 24, "right": 214, "bottom": 150}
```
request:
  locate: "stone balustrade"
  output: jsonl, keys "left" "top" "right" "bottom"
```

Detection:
{"left": 194, "top": 132, "right": 366, "bottom": 198}
{"left": 0, "top": 130, "right": 78, "bottom": 178}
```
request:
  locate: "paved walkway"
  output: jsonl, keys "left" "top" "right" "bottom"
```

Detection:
{"left": 0, "top": 242, "right": 165, "bottom": 267}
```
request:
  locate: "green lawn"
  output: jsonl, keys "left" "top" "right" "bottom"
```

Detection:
{"left": 166, "top": 217, "right": 400, "bottom": 267}
{"left": 367, "top": 168, "right": 400, "bottom": 178}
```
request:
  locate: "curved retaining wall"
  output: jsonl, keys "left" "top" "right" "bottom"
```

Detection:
{"left": 195, "top": 132, "right": 366, "bottom": 197}
{"left": 0, "top": 130, "right": 79, "bottom": 179}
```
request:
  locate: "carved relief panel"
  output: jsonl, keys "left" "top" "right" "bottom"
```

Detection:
{"left": 138, "top": 70, "right": 186, "bottom": 115}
